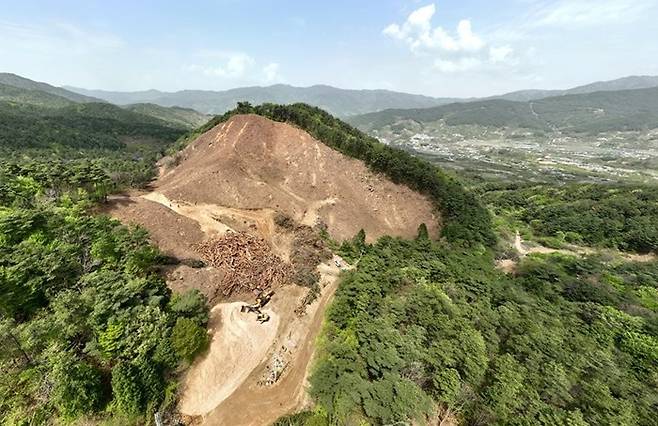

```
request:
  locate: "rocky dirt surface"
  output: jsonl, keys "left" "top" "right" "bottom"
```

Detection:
{"left": 156, "top": 114, "right": 439, "bottom": 242}
{"left": 100, "top": 114, "right": 442, "bottom": 425}
{"left": 178, "top": 302, "right": 280, "bottom": 416}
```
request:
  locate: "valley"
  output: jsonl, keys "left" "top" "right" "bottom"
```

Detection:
{"left": 374, "top": 124, "right": 658, "bottom": 183}
{"left": 350, "top": 87, "right": 658, "bottom": 184}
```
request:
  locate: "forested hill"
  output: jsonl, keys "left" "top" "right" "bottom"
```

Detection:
{"left": 0, "top": 72, "right": 102, "bottom": 103}
{"left": 0, "top": 82, "right": 75, "bottom": 108}
{"left": 0, "top": 100, "right": 187, "bottom": 150}
{"left": 0, "top": 83, "right": 195, "bottom": 188}
{"left": 124, "top": 103, "right": 210, "bottom": 129}
{"left": 349, "top": 86, "right": 658, "bottom": 135}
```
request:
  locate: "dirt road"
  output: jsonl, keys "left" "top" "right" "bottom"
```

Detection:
{"left": 199, "top": 259, "right": 344, "bottom": 426}
{"left": 179, "top": 303, "right": 280, "bottom": 416}
{"left": 498, "top": 231, "right": 656, "bottom": 273}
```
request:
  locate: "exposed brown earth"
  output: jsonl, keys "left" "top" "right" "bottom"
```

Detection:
{"left": 156, "top": 114, "right": 439, "bottom": 242}
{"left": 101, "top": 114, "right": 442, "bottom": 425}
{"left": 106, "top": 195, "right": 205, "bottom": 260}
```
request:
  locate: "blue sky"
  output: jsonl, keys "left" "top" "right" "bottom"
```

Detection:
{"left": 1, "top": 0, "right": 657, "bottom": 97}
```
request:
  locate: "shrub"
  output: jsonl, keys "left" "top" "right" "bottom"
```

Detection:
{"left": 171, "top": 317, "right": 209, "bottom": 362}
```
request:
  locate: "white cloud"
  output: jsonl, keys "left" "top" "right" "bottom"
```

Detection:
{"left": 383, "top": 3, "right": 515, "bottom": 73}
{"left": 185, "top": 52, "right": 255, "bottom": 78}
{"left": 383, "top": 4, "right": 484, "bottom": 54}
{"left": 434, "top": 57, "right": 482, "bottom": 73}
{"left": 262, "top": 63, "right": 281, "bottom": 83}
{"left": 489, "top": 45, "right": 514, "bottom": 64}
{"left": 533, "top": 0, "right": 653, "bottom": 27}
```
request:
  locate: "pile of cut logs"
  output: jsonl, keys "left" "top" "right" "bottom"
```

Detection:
{"left": 195, "top": 232, "right": 292, "bottom": 295}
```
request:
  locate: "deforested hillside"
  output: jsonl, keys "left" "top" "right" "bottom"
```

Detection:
{"left": 101, "top": 103, "right": 463, "bottom": 425}
{"left": 192, "top": 103, "right": 495, "bottom": 245}
{"left": 156, "top": 113, "right": 439, "bottom": 241}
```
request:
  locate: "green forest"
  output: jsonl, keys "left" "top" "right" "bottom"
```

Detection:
{"left": 0, "top": 101, "right": 185, "bottom": 150}
{"left": 0, "top": 160, "right": 209, "bottom": 424}
{"left": 289, "top": 232, "right": 658, "bottom": 425}
{"left": 482, "top": 183, "right": 658, "bottom": 253}
{"left": 1, "top": 95, "right": 657, "bottom": 426}
{"left": 0, "top": 85, "right": 210, "bottom": 423}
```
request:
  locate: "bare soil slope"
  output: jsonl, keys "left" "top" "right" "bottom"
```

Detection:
{"left": 157, "top": 114, "right": 439, "bottom": 241}
{"left": 102, "top": 114, "right": 442, "bottom": 425}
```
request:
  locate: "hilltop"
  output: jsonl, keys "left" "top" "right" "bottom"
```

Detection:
{"left": 103, "top": 109, "right": 445, "bottom": 425}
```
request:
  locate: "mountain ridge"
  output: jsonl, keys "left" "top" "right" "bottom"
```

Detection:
{"left": 64, "top": 74, "right": 658, "bottom": 117}
{"left": 489, "top": 75, "right": 658, "bottom": 102}
{"left": 0, "top": 72, "right": 104, "bottom": 103}
{"left": 348, "top": 85, "right": 658, "bottom": 135}
{"left": 64, "top": 83, "right": 456, "bottom": 116}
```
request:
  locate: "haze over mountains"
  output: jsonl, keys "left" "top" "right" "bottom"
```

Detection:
{"left": 64, "top": 84, "right": 453, "bottom": 117}
{"left": 63, "top": 74, "right": 658, "bottom": 117}
{"left": 349, "top": 86, "right": 658, "bottom": 136}
{"left": 488, "top": 75, "right": 658, "bottom": 103}
{"left": 3, "top": 71, "right": 658, "bottom": 136}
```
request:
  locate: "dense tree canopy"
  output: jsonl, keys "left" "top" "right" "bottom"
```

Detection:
{"left": 0, "top": 161, "right": 208, "bottom": 424}
{"left": 482, "top": 183, "right": 658, "bottom": 253}
{"left": 303, "top": 233, "right": 658, "bottom": 425}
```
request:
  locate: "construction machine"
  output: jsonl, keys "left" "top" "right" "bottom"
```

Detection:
{"left": 256, "top": 312, "right": 270, "bottom": 324}
{"left": 240, "top": 289, "right": 275, "bottom": 324}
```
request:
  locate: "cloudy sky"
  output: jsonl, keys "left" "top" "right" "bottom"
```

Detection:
{"left": 1, "top": 0, "right": 657, "bottom": 97}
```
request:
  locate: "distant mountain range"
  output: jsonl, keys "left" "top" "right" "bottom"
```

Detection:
{"left": 63, "top": 74, "right": 658, "bottom": 117}
{"left": 349, "top": 86, "right": 658, "bottom": 135}
{"left": 3, "top": 71, "right": 658, "bottom": 130}
{"left": 64, "top": 84, "right": 456, "bottom": 117}
{"left": 488, "top": 75, "right": 658, "bottom": 102}
{"left": 0, "top": 74, "right": 207, "bottom": 129}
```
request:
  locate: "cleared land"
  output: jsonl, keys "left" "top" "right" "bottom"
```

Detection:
{"left": 156, "top": 114, "right": 439, "bottom": 242}
{"left": 102, "top": 114, "right": 440, "bottom": 425}
{"left": 178, "top": 302, "right": 280, "bottom": 416}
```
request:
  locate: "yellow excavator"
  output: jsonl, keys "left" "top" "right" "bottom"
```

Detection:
{"left": 241, "top": 289, "right": 274, "bottom": 324}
